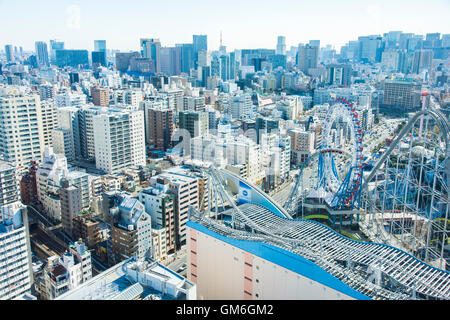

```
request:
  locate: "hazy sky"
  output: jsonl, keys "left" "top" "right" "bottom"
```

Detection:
{"left": 1, "top": 0, "right": 449, "bottom": 52}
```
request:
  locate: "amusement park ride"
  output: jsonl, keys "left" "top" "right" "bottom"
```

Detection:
{"left": 187, "top": 97, "right": 450, "bottom": 300}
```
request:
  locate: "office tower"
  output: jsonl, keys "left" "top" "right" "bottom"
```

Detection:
{"left": 35, "top": 41, "right": 50, "bottom": 67}
{"left": 193, "top": 35, "right": 208, "bottom": 67}
{"left": 0, "top": 87, "right": 45, "bottom": 171}
{"left": 150, "top": 167, "right": 199, "bottom": 250}
{"left": 179, "top": 110, "right": 209, "bottom": 138}
{"left": 69, "top": 72, "right": 80, "bottom": 84}
{"left": 139, "top": 184, "right": 176, "bottom": 255}
{"left": 231, "top": 93, "right": 253, "bottom": 120}
{"left": 229, "top": 51, "right": 236, "bottom": 80}
{"left": 109, "top": 194, "right": 152, "bottom": 264}
{"left": 41, "top": 99, "right": 58, "bottom": 148}
{"left": 270, "top": 54, "right": 287, "bottom": 69}
{"left": 91, "top": 51, "right": 106, "bottom": 67}
{"left": 0, "top": 202, "right": 33, "bottom": 300}
{"left": 220, "top": 55, "right": 230, "bottom": 81}
{"left": 94, "top": 40, "right": 106, "bottom": 52}
{"left": 177, "top": 43, "right": 194, "bottom": 74}
{"left": 129, "top": 57, "right": 155, "bottom": 74}
{"left": 145, "top": 107, "right": 174, "bottom": 151}
{"left": 309, "top": 40, "right": 321, "bottom": 48}
{"left": 326, "top": 64, "right": 352, "bottom": 87}
{"left": 60, "top": 178, "right": 83, "bottom": 237}
{"left": 50, "top": 40, "right": 64, "bottom": 65}
{"left": 412, "top": 50, "right": 434, "bottom": 74}
{"left": 197, "top": 50, "right": 210, "bottom": 68}
{"left": 358, "top": 35, "right": 382, "bottom": 62}
{"left": 383, "top": 79, "right": 421, "bottom": 111}
{"left": 160, "top": 46, "right": 181, "bottom": 76}
{"left": 93, "top": 109, "right": 146, "bottom": 174}
{"left": 115, "top": 52, "right": 140, "bottom": 73}
{"left": 91, "top": 86, "right": 110, "bottom": 106}
{"left": 5, "top": 45, "right": 14, "bottom": 62}
{"left": 276, "top": 36, "right": 286, "bottom": 55}
{"left": 0, "top": 161, "right": 19, "bottom": 206}
{"left": 20, "top": 161, "right": 39, "bottom": 205}
{"left": 55, "top": 49, "right": 89, "bottom": 68}
{"left": 140, "top": 38, "right": 161, "bottom": 73}
{"left": 297, "top": 44, "right": 319, "bottom": 74}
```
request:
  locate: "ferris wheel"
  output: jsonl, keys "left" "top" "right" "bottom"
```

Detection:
{"left": 318, "top": 98, "right": 364, "bottom": 210}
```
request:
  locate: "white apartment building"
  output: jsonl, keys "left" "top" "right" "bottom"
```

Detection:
{"left": 41, "top": 99, "right": 58, "bottom": 148}
{"left": 0, "top": 202, "right": 33, "bottom": 300}
{"left": 36, "top": 147, "right": 68, "bottom": 221}
{"left": 93, "top": 109, "right": 146, "bottom": 174}
{"left": 0, "top": 86, "right": 45, "bottom": 172}
{"left": 55, "top": 91, "right": 87, "bottom": 107}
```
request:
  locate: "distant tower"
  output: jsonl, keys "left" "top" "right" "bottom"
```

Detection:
{"left": 219, "top": 31, "right": 226, "bottom": 54}
{"left": 277, "top": 36, "right": 286, "bottom": 55}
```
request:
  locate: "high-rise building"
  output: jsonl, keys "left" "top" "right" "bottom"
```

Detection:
{"left": 177, "top": 43, "right": 194, "bottom": 74}
{"left": 55, "top": 50, "right": 89, "bottom": 68}
{"left": 93, "top": 109, "right": 146, "bottom": 174}
{"left": 60, "top": 178, "right": 83, "bottom": 237}
{"left": 326, "top": 64, "right": 352, "bottom": 87}
{"left": 231, "top": 93, "right": 253, "bottom": 120}
{"left": 115, "top": 52, "right": 140, "bottom": 73}
{"left": 91, "top": 86, "right": 110, "bottom": 106}
{"left": 412, "top": 50, "right": 434, "bottom": 74}
{"left": 276, "top": 36, "right": 286, "bottom": 55}
{"left": 140, "top": 38, "right": 161, "bottom": 73}
{"left": 35, "top": 41, "right": 50, "bottom": 67}
{"left": 179, "top": 110, "right": 209, "bottom": 139}
{"left": 0, "top": 87, "right": 45, "bottom": 171}
{"left": 91, "top": 51, "right": 106, "bottom": 67}
{"left": 20, "top": 161, "right": 39, "bottom": 206}
{"left": 139, "top": 184, "right": 175, "bottom": 255}
{"left": 150, "top": 167, "right": 199, "bottom": 250}
{"left": 0, "top": 161, "right": 19, "bottom": 206}
{"left": 160, "top": 47, "right": 181, "bottom": 76}
{"left": 0, "top": 202, "right": 34, "bottom": 300}
{"left": 94, "top": 40, "right": 106, "bottom": 52}
{"left": 145, "top": 106, "right": 174, "bottom": 151}
{"left": 4, "top": 45, "right": 14, "bottom": 62}
{"left": 49, "top": 40, "right": 64, "bottom": 65}
{"left": 382, "top": 79, "right": 421, "bottom": 112}
{"left": 193, "top": 35, "right": 208, "bottom": 67}
{"left": 40, "top": 99, "right": 58, "bottom": 149}
{"left": 297, "top": 44, "right": 319, "bottom": 75}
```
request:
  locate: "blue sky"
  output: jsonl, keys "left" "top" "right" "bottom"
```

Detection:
{"left": 1, "top": 0, "right": 449, "bottom": 52}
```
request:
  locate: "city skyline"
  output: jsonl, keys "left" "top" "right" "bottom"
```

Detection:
{"left": 1, "top": 0, "right": 449, "bottom": 52}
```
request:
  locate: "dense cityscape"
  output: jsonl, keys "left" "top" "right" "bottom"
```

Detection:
{"left": 0, "top": 19, "right": 449, "bottom": 303}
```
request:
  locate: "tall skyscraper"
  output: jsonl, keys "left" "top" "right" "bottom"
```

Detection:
{"left": 177, "top": 43, "right": 194, "bottom": 74}
{"left": 140, "top": 38, "right": 161, "bottom": 73}
{"left": 4, "top": 45, "right": 14, "bottom": 62}
{"left": 55, "top": 50, "right": 89, "bottom": 68}
{"left": 50, "top": 40, "right": 64, "bottom": 65}
{"left": 35, "top": 41, "right": 50, "bottom": 67}
{"left": 193, "top": 35, "right": 208, "bottom": 67}
{"left": 297, "top": 44, "right": 319, "bottom": 74}
{"left": 94, "top": 40, "right": 106, "bottom": 52}
{"left": 276, "top": 36, "right": 286, "bottom": 55}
